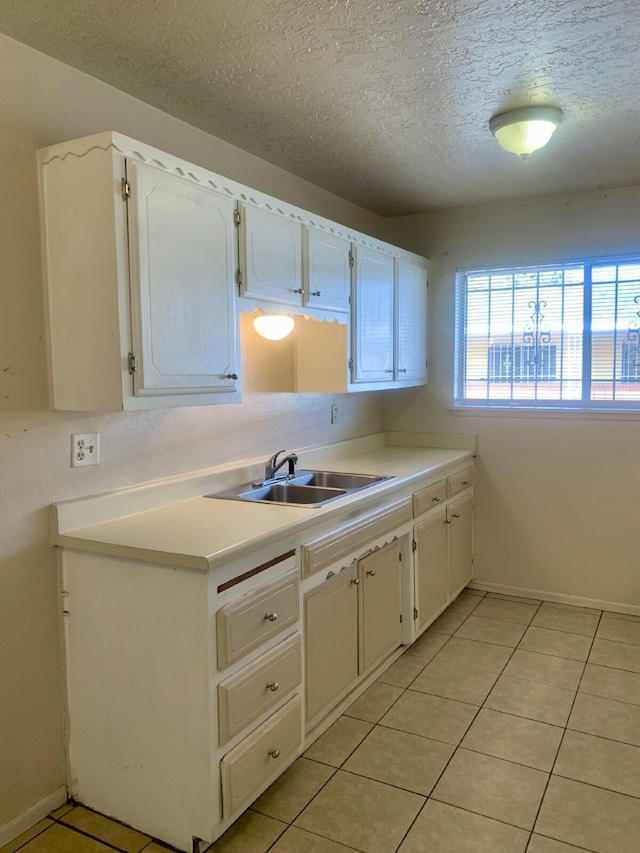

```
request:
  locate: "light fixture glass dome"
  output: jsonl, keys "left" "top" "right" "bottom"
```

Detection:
{"left": 489, "top": 106, "right": 563, "bottom": 159}
{"left": 252, "top": 313, "right": 294, "bottom": 340}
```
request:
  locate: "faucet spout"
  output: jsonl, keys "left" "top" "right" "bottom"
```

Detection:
{"left": 264, "top": 450, "right": 298, "bottom": 482}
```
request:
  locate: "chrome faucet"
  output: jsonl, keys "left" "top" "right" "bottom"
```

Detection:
{"left": 264, "top": 449, "right": 298, "bottom": 482}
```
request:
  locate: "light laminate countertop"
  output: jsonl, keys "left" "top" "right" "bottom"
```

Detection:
{"left": 54, "top": 441, "right": 474, "bottom": 572}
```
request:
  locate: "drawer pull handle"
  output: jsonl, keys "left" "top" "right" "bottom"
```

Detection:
{"left": 351, "top": 578, "right": 360, "bottom": 586}
{"left": 266, "top": 681, "right": 280, "bottom": 692}
{"left": 292, "top": 288, "right": 303, "bottom": 294}
{"left": 265, "top": 612, "right": 278, "bottom": 622}
{"left": 432, "top": 496, "right": 441, "bottom": 502}
{"left": 311, "top": 290, "right": 321, "bottom": 296}
{"left": 225, "top": 373, "right": 239, "bottom": 380}
{"left": 462, "top": 480, "right": 470, "bottom": 486}
{"left": 366, "top": 570, "right": 376, "bottom": 577}
{"left": 453, "top": 513, "right": 460, "bottom": 518}
{"left": 268, "top": 748, "right": 281, "bottom": 759}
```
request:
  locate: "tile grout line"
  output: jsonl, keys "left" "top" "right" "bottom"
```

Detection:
{"left": 523, "top": 608, "right": 604, "bottom": 851}
{"left": 389, "top": 598, "right": 544, "bottom": 851}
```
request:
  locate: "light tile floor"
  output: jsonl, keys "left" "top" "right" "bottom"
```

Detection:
{"left": 5, "top": 590, "right": 640, "bottom": 853}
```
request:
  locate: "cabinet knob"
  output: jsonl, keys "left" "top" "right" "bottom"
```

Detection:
{"left": 462, "top": 480, "right": 470, "bottom": 486}
{"left": 292, "top": 288, "right": 303, "bottom": 294}
{"left": 445, "top": 519, "right": 452, "bottom": 524}
{"left": 398, "top": 369, "right": 407, "bottom": 374}
{"left": 268, "top": 748, "right": 281, "bottom": 759}
{"left": 366, "top": 570, "right": 376, "bottom": 577}
{"left": 351, "top": 578, "right": 360, "bottom": 586}
{"left": 266, "top": 681, "right": 280, "bottom": 692}
{"left": 265, "top": 612, "right": 278, "bottom": 622}
{"left": 311, "top": 290, "right": 321, "bottom": 296}
{"left": 453, "top": 512, "right": 460, "bottom": 518}
{"left": 225, "top": 373, "right": 238, "bottom": 380}
{"left": 433, "top": 496, "right": 440, "bottom": 502}
{"left": 385, "top": 369, "right": 394, "bottom": 373}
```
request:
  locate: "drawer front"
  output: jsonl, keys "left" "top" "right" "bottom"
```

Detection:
{"left": 301, "top": 497, "right": 412, "bottom": 578}
{"left": 447, "top": 467, "right": 474, "bottom": 499}
{"left": 218, "top": 634, "right": 302, "bottom": 745}
{"left": 217, "top": 570, "right": 299, "bottom": 670}
{"left": 412, "top": 479, "right": 446, "bottom": 517}
{"left": 221, "top": 695, "right": 302, "bottom": 818}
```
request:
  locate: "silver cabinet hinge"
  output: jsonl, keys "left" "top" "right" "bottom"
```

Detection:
{"left": 121, "top": 178, "right": 130, "bottom": 200}
{"left": 349, "top": 252, "right": 354, "bottom": 268}
{"left": 399, "top": 614, "right": 403, "bottom": 623}
{"left": 398, "top": 552, "right": 402, "bottom": 562}
{"left": 412, "top": 539, "right": 417, "bottom": 553}
{"left": 348, "top": 358, "right": 354, "bottom": 370}
{"left": 236, "top": 269, "right": 242, "bottom": 293}
{"left": 128, "top": 352, "right": 138, "bottom": 374}
{"left": 233, "top": 209, "right": 241, "bottom": 227}
{"left": 413, "top": 607, "right": 418, "bottom": 620}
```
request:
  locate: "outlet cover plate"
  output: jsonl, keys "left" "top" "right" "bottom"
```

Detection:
{"left": 71, "top": 433, "right": 100, "bottom": 467}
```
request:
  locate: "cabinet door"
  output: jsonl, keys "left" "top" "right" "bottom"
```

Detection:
{"left": 303, "top": 228, "right": 351, "bottom": 312}
{"left": 352, "top": 246, "right": 395, "bottom": 383}
{"left": 396, "top": 259, "right": 428, "bottom": 382}
{"left": 127, "top": 160, "right": 238, "bottom": 396}
{"left": 448, "top": 494, "right": 473, "bottom": 596}
{"left": 305, "top": 567, "right": 358, "bottom": 722}
{"left": 358, "top": 540, "right": 402, "bottom": 672}
{"left": 414, "top": 508, "right": 448, "bottom": 632}
{"left": 240, "top": 204, "right": 303, "bottom": 305}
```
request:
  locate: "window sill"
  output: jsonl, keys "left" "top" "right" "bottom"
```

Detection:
{"left": 449, "top": 406, "right": 640, "bottom": 421}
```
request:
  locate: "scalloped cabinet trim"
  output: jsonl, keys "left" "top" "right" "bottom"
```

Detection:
{"left": 39, "top": 131, "right": 427, "bottom": 265}
{"left": 38, "top": 131, "right": 428, "bottom": 410}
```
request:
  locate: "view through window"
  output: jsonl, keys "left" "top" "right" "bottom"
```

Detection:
{"left": 454, "top": 259, "right": 640, "bottom": 409}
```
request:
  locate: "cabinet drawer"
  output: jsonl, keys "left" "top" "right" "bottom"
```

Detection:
{"left": 221, "top": 695, "right": 302, "bottom": 818}
{"left": 218, "top": 634, "right": 302, "bottom": 745}
{"left": 412, "top": 480, "right": 446, "bottom": 517}
{"left": 301, "top": 497, "right": 412, "bottom": 578}
{"left": 217, "top": 570, "right": 299, "bottom": 670}
{"left": 447, "top": 467, "right": 474, "bottom": 499}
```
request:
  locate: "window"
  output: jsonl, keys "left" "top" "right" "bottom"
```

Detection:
{"left": 454, "top": 258, "right": 640, "bottom": 410}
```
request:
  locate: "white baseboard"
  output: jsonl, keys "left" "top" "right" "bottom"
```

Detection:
{"left": 0, "top": 787, "right": 67, "bottom": 848}
{"left": 468, "top": 581, "right": 640, "bottom": 617}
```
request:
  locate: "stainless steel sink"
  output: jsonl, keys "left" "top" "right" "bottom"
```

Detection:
{"left": 237, "top": 482, "right": 347, "bottom": 505}
{"left": 205, "top": 469, "right": 394, "bottom": 507}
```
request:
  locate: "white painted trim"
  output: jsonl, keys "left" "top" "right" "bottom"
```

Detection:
{"left": 469, "top": 581, "right": 640, "bottom": 617}
{"left": 0, "top": 788, "right": 67, "bottom": 848}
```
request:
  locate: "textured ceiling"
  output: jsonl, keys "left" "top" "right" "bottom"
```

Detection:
{"left": 1, "top": 0, "right": 640, "bottom": 215}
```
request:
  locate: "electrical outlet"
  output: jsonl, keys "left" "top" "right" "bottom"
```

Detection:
{"left": 71, "top": 433, "right": 100, "bottom": 467}
{"left": 330, "top": 403, "right": 339, "bottom": 425}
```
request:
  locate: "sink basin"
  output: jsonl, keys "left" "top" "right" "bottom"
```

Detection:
{"left": 291, "top": 471, "right": 391, "bottom": 490}
{"left": 205, "top": 469, "right": 394, "bottom": 507}
{"left": 237, "top": 483, "right": 347, "bottom": 506}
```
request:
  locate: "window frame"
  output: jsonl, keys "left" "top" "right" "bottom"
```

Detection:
{"left": 454, "top": 253, "right": 640, "bottom": 413}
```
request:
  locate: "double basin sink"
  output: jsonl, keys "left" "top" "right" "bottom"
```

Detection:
{"left": 206, "top": 470, "right": 394, "bottom": 508}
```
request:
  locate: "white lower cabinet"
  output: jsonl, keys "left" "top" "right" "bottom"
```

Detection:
{"left": 414, "top": 507, "right": 449, "bottom": 632}
{"left": 304, "top": 566, "right": 359, "bottom": 721}
{"left": 413, "top": 477, "right": 474, "bottom": 630}
{"left": 358, "top": 541, "right": 402, "bottom": 671}
{"left": 220, "top": 695, "right": 302, "bottom": 818}
{"left": 305, "top": 539, "right": 402, "bottom": 725}
{"left": 448, "top": 493, "right": 474, "bottom": 595}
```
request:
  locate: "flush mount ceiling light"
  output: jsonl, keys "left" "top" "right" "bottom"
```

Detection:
{"left": 252, "top": 311, "right": 295, "bottom": 340}
{"left": 489, "top": 106, "right": 563, "bottom": 159}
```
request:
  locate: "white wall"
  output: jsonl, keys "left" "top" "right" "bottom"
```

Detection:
{"left": 384, "top": 186, "right": 640, "bottom": 609}
{"left": 0, "top": 33, "right": 386, "bottom": 829}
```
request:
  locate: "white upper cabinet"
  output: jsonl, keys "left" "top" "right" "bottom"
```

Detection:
{"left": 395, "top": 259, "right": 428, "bottom": 383}
{"left": 38, "top": 132, "right": 241, "bottom": 411}
{"left": 127, "top": 161, "right": 238, "bottom": 397}
{"left": 303, "top": 228, "right": 351, "bottom": 313}
{"left": 350, "top": 250, "right": 428, "bottom": 390}
{"left": 239, "top": 204, "right": 303, "bottom": 305}
{"left": 351, "top": 246, "right": 395, "bottom": 383}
